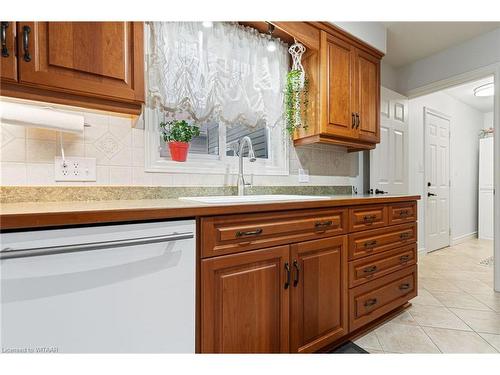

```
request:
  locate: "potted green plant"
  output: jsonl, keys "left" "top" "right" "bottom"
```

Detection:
{"left": 160, "top": 119, "right": 200, "bottom": 162}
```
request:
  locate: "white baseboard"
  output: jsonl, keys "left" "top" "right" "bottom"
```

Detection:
{"left": 451, "top": 232, "right": 478, "bottom": 245}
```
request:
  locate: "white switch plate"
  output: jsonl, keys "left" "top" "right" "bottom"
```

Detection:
{"left": 298, "top": 168, "right": 310, "bottom": 183}
{"left": 54, "top": 157, "right": 97, "bottom": 182}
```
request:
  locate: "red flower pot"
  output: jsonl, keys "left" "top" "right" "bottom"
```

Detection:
{"left": 168, "top": 141, "right": 190, "bottom": 162}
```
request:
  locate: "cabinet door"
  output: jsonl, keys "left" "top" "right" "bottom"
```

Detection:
{"left": 201, "top": 246, "right": 290, "bottom": 353}
{"left": 355, "top": 48, "right": 380, "bottom": 143}
{"left": 1, "top": 21, "right": 17, "bottom": 82}
{"left": 16, "top": 22, "right": 144, "bottom": 103}
{"left": 290, "top": 236, "right": 348, "bottom": 353}
{"left": 322, "top": 31, "right": 357, "bottom": 139}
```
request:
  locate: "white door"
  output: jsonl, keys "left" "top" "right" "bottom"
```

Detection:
{"left": 479, "top": 137, "right": 494, "bottom": 239}
{"left": 424, "top": 108, "right": 450, "bottom": 252}
{"left": 370, "top": 87, "right": 409, "bottom": 194}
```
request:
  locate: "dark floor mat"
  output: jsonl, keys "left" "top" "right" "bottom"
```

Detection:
{"left": 327, "top": 341, "right": 369, "bottom": 354}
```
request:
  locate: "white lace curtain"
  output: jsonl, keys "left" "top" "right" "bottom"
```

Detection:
{"left": 147, "top": 22, "right": 289, "bottom": 128}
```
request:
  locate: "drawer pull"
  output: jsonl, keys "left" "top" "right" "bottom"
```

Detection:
{"left": 1, "top": 22, "right": 9, "bottom": 58}
{"left": 363, "top": 240, "right": 377, "bottom": 248}
{"left": 399, "top": 255, "right": 410, "bottom": 263}
{"left": 363, "top": 215, "right": 377, "bottom": 223}
{"left": 22, "top": 25, "right": 31, "bottom": 62}
{"left": 363, "top": 265, "right": 378, "bottom": 274}
{"left": 315, "top": 220, "right": 333, "bottom": 229}
{"left": 399, "top": 283, "right": 411, "bottom": 290}
{"left": 364, "top": 298, "right": 378, "bottom": 307}
{"left": 236, "top": 228, "right": 263, "bottom": 238}
{"left": 284, "top": 262, "right": 291, "bottom": 289}
{"left": 399, "top": 232, "right": 410, "bottom": 240}
{"left": 293, "top": 260, "right": 300, "bottom": 287}
{"left": 399, "top": 210, "right": 409, "bottom": 217}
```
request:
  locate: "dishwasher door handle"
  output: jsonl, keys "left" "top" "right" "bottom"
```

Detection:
{"left": 0, "top": 232, "right": 194, "bottom": 260}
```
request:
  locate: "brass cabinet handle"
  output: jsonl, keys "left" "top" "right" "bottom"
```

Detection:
{"left": 315, "top": 220, "right": 333, "bottom": 228}
{"left": 363, "top": 240, "right": 377, "bottom": 248}
{"left": 363, "top": 215, "right": 377, "bottom": 223}
{"left": 399, "top": 209, "right": 409, "bottom": 217}
{"left": 399, "top": 232, "right": 410, "bottom": 240}
{"left": 1, "top": 22, "right": 9, "bottom": 58}
{"left": 399, "top": 255, "right": 410, "bottom": 263}
{"left": 284, "top": 262, "right": 291, "bottom": 290}
{"left": 399, "top": 283, "right": 411, "bottom": 290}
{"left": 363, "top": 265, "right": 377, "bottom": 274}
{"left": 22, "top": 25, "right": 31, "bottom": 62}
{"left": 364, "top": 298, "right": 378, "bottom": 307}
{"left": 236, "top": 228, "right": 263, "bottom": 238}
{"left": 293, "top": 260, "right": 300, "bottom": 287}
{"left": 356, "top": 113, "right": 360, "bottom": 129}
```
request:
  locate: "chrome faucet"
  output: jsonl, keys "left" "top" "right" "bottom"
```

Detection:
{"left": 236, "top": 136, "right": 256, "bottom": 196}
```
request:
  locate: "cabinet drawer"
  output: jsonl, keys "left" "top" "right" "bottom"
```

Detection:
{"left": 348, "top": 243, "right": 417, "bottom": 288}
{"left": 348, "top": 205, "right": 388, "bottom": 232}
{"left": 349, "top": 265, "right": 417, "bottom": 331}
{"left": 389, "top": 202, "right": 417, "bottom": 225}
{"left": 201, "top": 208, "right": 347, "bottom": 258}
{"left": 348, "top": 222, "right": 417, "bottom": 260}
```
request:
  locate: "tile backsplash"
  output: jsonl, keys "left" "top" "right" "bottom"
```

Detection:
{"left": 0, "top": 103, "right": 361, "bottom": 187}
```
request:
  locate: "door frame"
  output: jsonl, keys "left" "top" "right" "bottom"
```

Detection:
{"left": 423, "top": 107, "right": 451, "bottom": 252}
{"left": 407, "top": 63, "right": 499, "bottom": 292}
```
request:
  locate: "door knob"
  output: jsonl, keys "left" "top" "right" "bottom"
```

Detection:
{"left": 427, "top": 192, "right": 436, "bottom": 197}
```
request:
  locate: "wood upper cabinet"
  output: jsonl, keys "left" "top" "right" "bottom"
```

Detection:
{"left": 355, "top": 48, "right": 380, "bottom": 143}
{"left": 292, "top": 23, "right": 383, "bottom": 151}
{"left": 1, "top": 22, "right": 144, "bottom": 115}
{"left": 322, "top": 32, "right": 356, "bottom": 140}
{"left": 201, "top": 245, "right": 290, "bottom": 353}
{"left": 0, "top": 21, "right": 17, "bottom": 82}
{"left": 290, "top": 236, "right": 348, "bottom": 353}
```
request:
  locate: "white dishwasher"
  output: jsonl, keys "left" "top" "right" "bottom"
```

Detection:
{"left": 0, "top": 220, "right": 195, "bottom": 353}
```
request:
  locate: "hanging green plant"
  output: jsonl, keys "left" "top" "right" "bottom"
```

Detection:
{"left": 285, "top": 69, "right": 309, "bottom": 135}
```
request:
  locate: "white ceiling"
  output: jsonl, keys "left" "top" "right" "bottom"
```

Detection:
{"left": 383, "top": 22, "right": 500, "bottom": 67}
{"left": 443, "top": 76, "right": 494, "bottom": 113}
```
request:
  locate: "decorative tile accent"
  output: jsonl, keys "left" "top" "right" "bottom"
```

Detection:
{"left": 94, "top": 131, "right": 123, "bottom": 159}
{"left": 0, "top": 125, "right": 15, "bottom": 148}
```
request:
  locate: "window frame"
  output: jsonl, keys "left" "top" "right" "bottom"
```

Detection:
{"left": 143, "top": 23, "right": 289, "bottom": 176}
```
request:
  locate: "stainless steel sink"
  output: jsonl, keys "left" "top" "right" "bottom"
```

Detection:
{"left": 179, "top": 195, "right": 331, "bottom": 204}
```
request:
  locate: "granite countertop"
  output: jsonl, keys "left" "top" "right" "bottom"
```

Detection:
{"left": 0, "top": 194, "right": 420, "bottom": 230}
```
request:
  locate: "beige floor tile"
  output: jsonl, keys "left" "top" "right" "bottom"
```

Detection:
{"left": 366, "top": 349, "right": 385, "bottom": 354}
{"left": 354, "top": 331, "right": 382, "bottom": 351}
{"left": 389, "top": 310, "right": 419, "bottom": 325}
{"left": 422, "top": 327, "right": 497, "bottom": 353}
{"left": 430, "top": 291, "right": 491, "bottom": 311}
{"left": 410, "top": 288, "right": 445, "bottom": 307}
{"left": 375, "top": 323, "right": 440, "bottom": 353}
{"left": 419, "top": 278, "right": 462, "bottom": 292}
{"left": 408, "top": 305, "right": 472, "bottom": 331}
{"left": 452, "top": 279, "right": 494, "bottom": 294}
{"left": 471, "top": 292, "right": 500, "bottom": 313}
{"left": 450, "top": 308, "right": 500, "bottom": 334}
{"left": 479, "top": 333, "right": 500, "bottom": 352}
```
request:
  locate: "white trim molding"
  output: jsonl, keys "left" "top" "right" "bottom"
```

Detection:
{"left": 451, "top": 232, "right": 478, "bottom": 246}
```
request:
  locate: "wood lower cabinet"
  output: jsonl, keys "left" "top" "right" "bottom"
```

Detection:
{"left": 1, "top": 22, "right": 144, "bottom": 115}
{"left": 201, "top": 245, "right": 290, "bottom": 353}
{"left": 290, "top": 236, "right": 348, "bottom": 353}
{"left": 199, "top": 198, "right": 419, "bottom": 353}
{"left": 1, "top": 21, "right": 17, "bottom": 82}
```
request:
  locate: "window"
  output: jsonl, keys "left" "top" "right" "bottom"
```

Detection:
{"left": 145, "top": 22, "right": 289, "bottom": 175}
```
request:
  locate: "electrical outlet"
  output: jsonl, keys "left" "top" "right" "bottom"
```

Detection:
{"left": 54, "top": 157, "right": 96, "bottom": 182}
{"left": 298, "top": 168, "right": 309, "bottom": 183}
